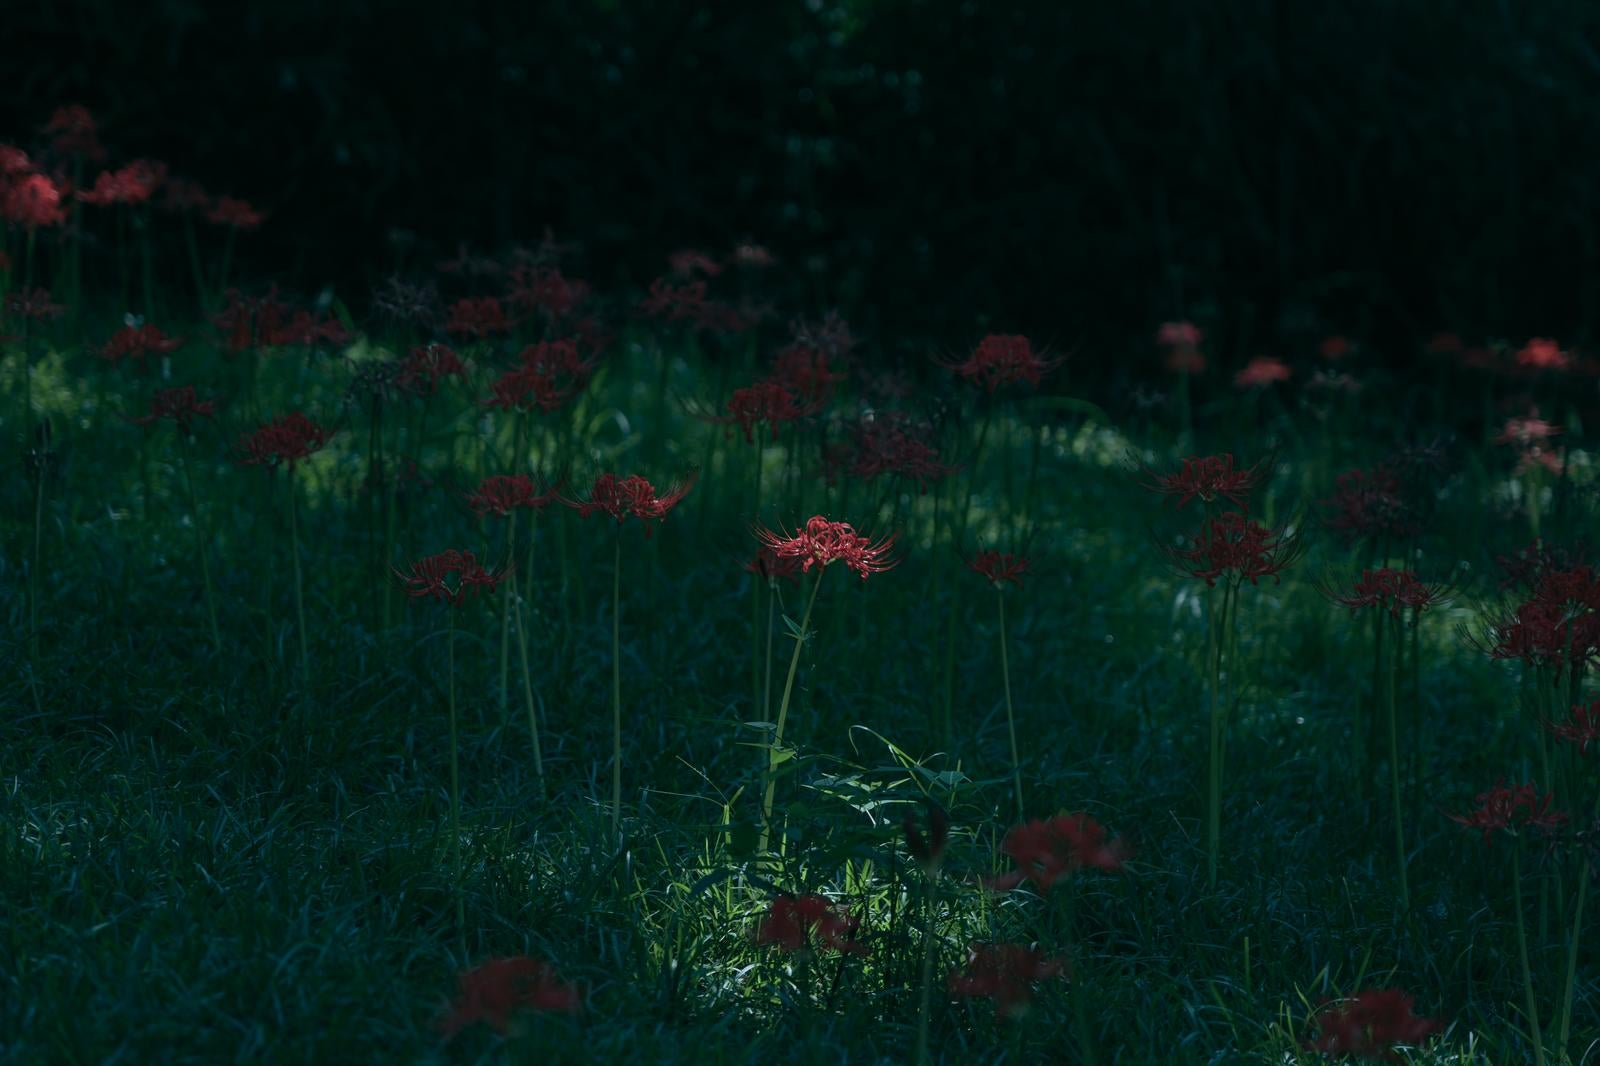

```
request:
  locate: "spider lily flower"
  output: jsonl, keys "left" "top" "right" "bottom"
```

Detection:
{"left": 438, "top": 957, "right": 582, "bottom": 1038}
{"left": 464, "top": 474, "right": 562, "bottom": 519}
{"left": 236, "top": 412, "right": 335, "bottom": 471}
{"left": 397, "top": 342, "right": 467, "bottom": 395}
{"left": 506, "top": 264, "right": 589, "bottom": 320}
{"left": 822, "top": 412, "right": 955, "bottom": 494}
{"left": 101, "top": 323, "right": 184, "bottom": 366}
{"left": 561, "top": 472, "right": 695, "bottom": 535}
{"left": 4, "top": 288, "right": 66, "bottom": 322}
{"left": 744, "top": 545, "right": 804, "bottom": 587}
{"left": 1164, "top": 510, "right": 1302, "bottom": 587}
{"left": 705, "top": 380, "right": 819, "bottom": 443}
{"left": 986, "top": 813, "right": 1130, "bottom": 892}
{"left": 967, "top": 550, "right": 1031, "bottom": 589}
{"left": 1318, "top": 465, "right": 1420, "bottom": 544}
{"left": 1233, "top": 355, "right": 1291, "bottom": 388}
{"left": 667, "top": 248, "right": 723, "bottom": 278}
{"left": 1141, "top": 453, "right": 1267, "bottom": 511}
{"left": 1303, "top": 989, "right": 1439, "bottom": 1062}
{"left": 947, "top": 943, "right": 1068, "bottom": 1019}
{"left": 394, "top": 549, "right": 510, "bottom": 607}
{"left": 205, "top": 196, "right": 265, "bottom": 230}
{"left": 1547, "top": 701, "right": 1600, "bottom": 756}
{"left": 1515, "top": 337, "right": 1570, "bottom": 373}
{"left": 938, "top": 333, "right": 1062, "bottom": 393}
{"left": 444, "top": 296, "right": 511, "bottom": 339}
{"left": 755, "top": 515, "right": 899, "bottom": 579}
{"left": 1322, "top": 568, "right": 1453, "bottom": 619}
{"left": 77, "top": 159, "right": 167, "bottom": 207}
{"left": 2, "top": 173, "right": 67, "bottom": 228}
{"left": 1446, "top": 780, "right": 1570, "bottom": 845}
{"left": 130, "top": 387, "right": 215, "bottom": 435}
{"left": 755, "top": 895, "right": 868, "bottom": 956}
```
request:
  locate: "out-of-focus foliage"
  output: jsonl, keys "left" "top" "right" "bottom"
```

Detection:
{"left": 8, "top": 0, "right": 1600, "bottom": 366}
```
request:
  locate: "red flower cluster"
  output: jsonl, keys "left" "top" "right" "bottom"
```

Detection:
{"left": 1234, "top": 355, "right": 1291, "bottom": 388}
{"left": 947, "top": 943, "right": 1068, "bottom": 1018}
{"left": 1326, "top": 568, "right": 1451, "bottom": 618}
{"left": 1446, "top": 780, "right": 1569, "bottom": 844}
{"left": 1496, "top": 539, "right": 1590, "bottom": 593}
{"left": 744, "top": 546, "right": 805, "bottom": 587}
{"left": 755, "top": 895, "right": 867, "bottom": 956}
{"left": 212, "top": 288, "right": 350, "bottom": 352}
{"left": 445, "top": 296, "right": 512, "bottom": 339}
{"left": 1485, "top": 564, "right": 1600, "bottom": 674}
{"left": 1496, "top": 411, "right": 1563, "bottom": 475}
{"left": 236, "top": 412, "right": 334, "bottom": 470}
{"left": 968, "top": 550, "right": 1031, "bottom": 588}
{"left": 709, "top": 380, "right": 818, "bottom": 444}
{"left": 1304, "top": 989, "right": 1439, "bottom": 1062}
{"left": 465, "top": 474, "right": 561, "bottom": 519}
{"left": 4, "top": 288, "right": 66, "bottom": 322}
{"left": 1319, "top": 465, "right": 1420, "bottom": 544}
{"left": 1143, "top": 453, "right": 1266, "bottom": 511}
{"left": 1166, "top": 510, "right": 1299, "bottom": 587}
{"left": 43, "top": 104, "right": 106, "bottom": 161}
{"left": 1157, "top": 321, "right": 1205, "bottom": 374}
{"left": 823, "top": 412, "right": 955, "bottom": 493}
{"left": 1515, "top": 337, "right": 1570, "bottom": 372}
{"left": 131, "top": 387, "right": 215, "bottom": 434}
{"left": 756, "top": 515, "right": 899, "bottom": 579}
{"left": 507, "top": 264, "right": 589, "bottom": 321}
{"left": 563, "top": 472, "right": 695, "bottom": 534}
{"left": 770, "top": 344, "right": 848, "bottom": 405}
{"left": 483, "top": 339, "right": 596, "bottom": 414}
{"left": 395, "top": 549, "right": 510, "bottom": 607}
{"left": 1547, "top": 701, "right": 1600, "bottom": 756}
{"left": 941, "top": 333, "right": 1061, "bottom": 393}
{"left": 1, "top": 169, "right": 67, "bottom": 228}
{"left": 438, "top": 957, "right": 581, "bottom": 1038}
{"left": 397, "top": 343, "right": 467, "bottom": 395}
{"left": 78, "top": 159, "right": 167, "bottom": 207}
{"left": 987, "top": 813, "right": 1130, "bottom": 892}
{"left": 101, "top": 324, "right": 184, "bottom": 366}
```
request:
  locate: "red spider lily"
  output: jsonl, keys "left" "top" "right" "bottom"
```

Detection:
{"left": 1233, "top": 355, "right": 1291, "bottom": 388}
{"left": 1166, "top": 511, "right": 1300, "bottom": 587}
{"left": 1157, "top": 321, "right": 1202, "bottom": 349}
{"left": 755, "top": 515, "right": 899, "bottom": 579}
{"left": 1497, "top": 413, "right": 1560, "bottom": 448}
{"left": 267, "top": 309, "right": 351, "bottom": 350}
{"left": 708, "top": 380, "right": 817, "bottom": 443}
{"left": 0, "top": 146, "right": 30, "bottom": 176}
{"left": 903, "top": 801, "right": 951, "bottom": 873}
{"left": 1319, "top": 335, "right": 1352, "bottom": 361}
{"left": 101, "top": 324, "right": 184, "bottom": 365}
{"left": 1446, "top": 780, "right": 1570, "bottom": 845}
{"left": 1547, "top": 701, "right": 1600, "bottom": 756}
{"left": 1484, "top": 600, "right": 1598, "bottom": 674}
{"left": 2, "top": 173, "right": 67, "bottom": 228}
{"left": 130, "top": 386, "right": 215, "bottom": 434}
{"left": 1533, "top": 565, "right": 1600, "bottom": 612}
{"left": 4, "top": 288, "right": 66, "bottom": 321}
{"left": 755, "top": 895, "right": 868, "bottom": 956}
{"left": 771, "top": 344, "right": 848, "bottom": 405}
{"left": 823, "top": 412, "right": 955, "bottom": 494}
{"left": 77, "top": 159, "right": 167, "bottom": 207}
{"left": 211, "top": 287, "right": 347, "bottom": 352}
{"left": 438, "top": 957, "right": 582, "bottom": 1038}
{"left": 1496, "top": 540, "right": 1591, "bottom": 593}
{"left": 1318, "top": 466, "right": 1419, "bottom": 543}
{"left": 205, "top": 196, "right": 265, "bottom": 230}
{"left": 744, "top": 546, "right": 805, "bottom": 586}
{"left": 1304, "top": 988, "right": 1439, "bottom": 1062}
{"left": 506, "top": 264, "right": 589, "bottom": 319}
{"left": 562, "top": 472, "right": 695, "bottom": 535}
{"left": 395, "top": 549, "right": 510, "bottom": 607}
{"left": 518, "top": 337, "right": 596, "bottom": 390}
{"left": 947, "top": 944, "right": 1068, "bottom": 1019}
{"left": 668, "top": 248, "right": 723, "bottom": 278}
{"left": 1515, "top": 337, "right": 1570, "bottom": 372}
{"left": 160, "top": 177, "right": 211, "bottom": 213}
{"left": 236, "top": 412, "right": 335, "bottom": 470}
{"left": 790, "top": 311, "right": 857, "bottom": 362}
{"left": 483, "top": 362, "right": 581, "bottom": 414}
{"left": 397, "top": 342, "right": 467, "bottom": 395}
{"left": 639, "top": 277, "right": 708, "bottom": 322}
{"left": 941, "top": 333, "right": 1062, "bottom": 393}
{"left": 464, "top": 474, "right": 561, "bottom": 519}
{"left": 968, "top": 550, "right": 1031, "bottom": 588}
{"left": 987, "top": 813, "right": 1130, "bottom": 892}
{"left": 43, "top": 104, "right": 105, "bottom": 161}
{"left": 444, "top": 296, "right": 511, "bottom": 339}
{"left": 1324, "top": 568, "right": 1452, "bottom": 618}
{"left": 1142, "top": 453, "right": 1267, "bottom": 511}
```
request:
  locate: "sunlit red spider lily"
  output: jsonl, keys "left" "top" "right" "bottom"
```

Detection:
{"left": 940, "top": 333, "right": 1062, "bottom": 392}
{"left": 1547, "top": 701, "right": 1600, "bottom": 756}
{"left": 1234, "top": 355, "right": 1291, "bottom": 388}
{"left": 205, "top": 196, "right": 265, "bottom": 230}
{"left": 987, "top": 813, "right": 1130, "bottom": 892}
{"left": 444, "top": 296, "right": 511, "bottom": 339}
{"left": 903, "top": 801, "right": 951, "bottom": 874}
{"left": 1166, "top": 510, "right": 1301, "bottom": 587}
{"left": 755, "top": 515, "right": 899, "bottom": 579}
{"left": 708, "top": 380, "right": 818, "bottom": 443}
{"left": 465, "top": 474, "right": 561, "bottom": 519}
{"left": 823, "top": 412, "right": 955, "bottom": 494}
{"left": 397, "top": 342, "right": 467, "bottom": 395}
{"left": 438, "top": 956, "right": 582, "bottom": 1038}
{"left": 562, "top": 472, "right": 695, "bottom": 534}
{"left": 1304, "top": 988, "right": 1439, "bottom": 1062}
{"left": 43, "top": 104, "right": 105, "bottom": 160}
{"left": 395, "top": 549, "right": 510, "bottom": 607}
{"left": 947, "top": 943, "right": 1068, "bottom": 1019}
{"left": 968, "top": 550, "right": 1031, "bottom": 588}
{"left": 101, "top": 324, "right": 184, "bottom": 366}
{"left": 1322, "top": 568, "right": 1452, "bottom": 618}
{"left": 130, "top": 387, "right": 215, "bottom": 435}
{"left": 1141, "top": 453, "right": 1267, "bottom": 511}
{"left": 78, "top": 159, "right": 167, "bottom": 207}
{"left": 1318, "top": 466, "right": 1419, "bottom": 544}
{"left": 236, "top": 412, "right": 334, "bottom": 470}
{"left": 2, "top": 173, "right": 66, "bottom": 228}
{"left": 1515, "top": 337, "right": 1570, "bottom": 372}
{"left": 744, "top": 546, "right": 804, "bottom": 587}
{"left": 755, "top": 895, "right": 867, "bottom": 956}
{"left": 1446, "top": 780, "right": 1569, "bottom": 844}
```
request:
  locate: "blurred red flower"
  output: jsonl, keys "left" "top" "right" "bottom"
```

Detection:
{"left": 947, "top": 943, "right": 1068, "bottom": 1018}
{"left": 438, "top": 956, "right": 581, "bottom": 1038}
{"left": 755, "top": 895, "right": 867, "bottom": 956}
{"left": 78, "top": 159, "right": 167, "bottom": 207}
{"left": 1325, "top": 568, "right": 1452, "bottom": 618}
{"left": 465, "top": 474, "right": 561, "bottom": 519}
{"left": 4, "top": 288, "right": 66, "bottom": 321}
{"left": 987, "top": 813, "right": 1130, "bottom": 892}
{"left": 445, "top": 296, "right": 511, "bottom": 339}
{"left": 1515, "top": 337, "right": 1569, "bottom": 372}
{"left": 131, "top": 386, "right": 215, "bottom": 435}
{"left": 968, "top": 550, "right": 1031, "bottom": 588}
{"left": 1319, "top": 466, "right": 1418, "bottom": 544}
{"left": 744, "top": 546, "right": 805, "bottom": 587}
{"left": 236, "top": 412, "right": 334, "bottom": 470}
{"left": 941, "top": 333, "right": 1062, "bottom": 392}
{"left": 1547, "top": 701, "right": 1600, "bottom": 756}
{"left": 398, "top": 342, "right": 467, "bottom": 395}
{"left": 2, "top": 173, "right": 67, "bottom": 228}
{"left": 1446, "top": 779, "right": 1569, "bottom": 844}
{"left": 823, "top": 412, "right": 954, "bottom": 494}
{"left": 102, "top": 323, "right": 184, "bottom": 365}
{"left": 206, "top": 196, "right": 265, "bottom": 231}
{"left": 43, "top": 104, "right": 105, "bottom": 161}
{"left": 1142, "top": 453, "right": 1266, "bottom": 511}
{"left": 563, "top": 472, "right": 695, "bottom": 534}
{"left": 1304, "top": 988, "right": 1439, "bottom": 1062}
{"left": 1233, "top": 355, "right": 1291, "bottom": 388}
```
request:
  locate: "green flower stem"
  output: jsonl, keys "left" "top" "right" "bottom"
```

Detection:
{"left": 1557, "top": 787, "right": 1600, "bottom": 1056}
{"left": 997, "top": 587, "right": 1023, "bottom": 822}
{"left": 447, "top": 605, "right": 464, "bottom": 936}
{"left": 180, "top": 444, "right": 222, "bottom": 653}
{"left": 498, "top": 506, "right": 517, "bottom": 723}
{"left": 512, "top": 513, "right": 545, "bottom": 794}
{"left": 288, "top": 474, "right": 310, "bottom": 683}
{"left": 611, "top": 534, "right": 623, "bottom": 842}
{"left": 1386, "top": 610, "right": 1410, "bottom": 913}
{"left": 1513, "top": 843, "right": 1547, "bottom": 1066}
{"left": 759, "top": 568, "right": 825, "bottom": 857}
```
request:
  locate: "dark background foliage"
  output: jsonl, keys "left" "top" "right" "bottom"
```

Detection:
{"left": 10, "top": 0, "right": 1600, "bottom": 367}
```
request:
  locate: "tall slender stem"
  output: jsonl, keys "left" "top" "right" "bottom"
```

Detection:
{"left": 1205, "top": 580, "right": 1225, "bottom": 890}
{"left": 511, "top": 564, "right": 546, "bottom": 795}
{"left": 1558, "top": 788, "right": 1600, "bottom": 1055}
{"left": 1513, "top": 845, "right": 1547, "bottom": 1066}
{"left": 447, "top": 606, "right": 464, "bottom": 936}
{"left": 181, "top": 445, "right": 222, "bottom": 653}
{"left": 288, "top": 475, "right": 310, "bottom": 683}
{"left": 761, "top": 581, "right": 777, "bottom": 724}
{"left": 759, "top": 570, "right": 825, "bottom": 856}
{"left": 498, "top": 507, "right": 517, "bottom": 723}
{"left": 611, "top": 534, "right": 623, "bottom": 842}
{"left": 1385, "top": 610, "right": 1410, "bottom": 912}
{"left": 997, "top": 589, "right": 1023, "bottom": 821}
